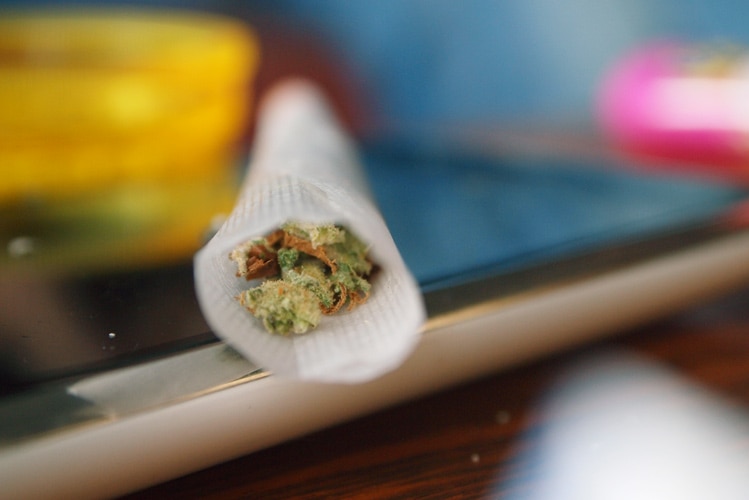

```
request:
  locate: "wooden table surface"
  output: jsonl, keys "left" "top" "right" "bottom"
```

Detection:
{"left": 126, "top": 284, "right": 749, "bottom": 499}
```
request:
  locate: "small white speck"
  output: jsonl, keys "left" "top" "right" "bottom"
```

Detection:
{"left": 7, "top": 236, "right": 35, "bottom": 258}
{"left": 108, "top": 332, "right": 116, "bottom": 339}
{"left": 471, "top": 453, "right": 480, "bottom": 464}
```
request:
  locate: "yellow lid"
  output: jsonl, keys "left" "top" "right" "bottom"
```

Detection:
{"left": 0, "top": 8, "right": 258, "bottom": 80}
{"left": 0, "top": 8, "right": 259, "bottom": 135}
{"left": 0, "top": 8, "right": 259, "bottom": 201}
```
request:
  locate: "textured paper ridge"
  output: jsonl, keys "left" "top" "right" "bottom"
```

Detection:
{"left": 194, "top": 80, "right": 424, "bottom": 383}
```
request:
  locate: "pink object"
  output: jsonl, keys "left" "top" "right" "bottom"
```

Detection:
{"left": 597, "top": 41, "right": 749, "bottom": 182}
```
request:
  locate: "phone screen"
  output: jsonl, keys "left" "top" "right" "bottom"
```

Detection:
{"left": 367, "top": 141, "right": 746, "bottom": 289}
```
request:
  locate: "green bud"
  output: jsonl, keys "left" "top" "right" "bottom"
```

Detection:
{"left": 238, "top": 280, "right": 321, "bottom": 335}
{"left": 277, "top": 247, "right": 299, "bottom": 271}
{"left": 233, "top": 222, "right": 374, "bottom": 335}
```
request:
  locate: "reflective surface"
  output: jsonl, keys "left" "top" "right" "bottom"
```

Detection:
{"left": 1, "top": 141, "right": 747, "bottom": 395}
{"left": 366, "top": 140, "right": 746, "bottom": 289}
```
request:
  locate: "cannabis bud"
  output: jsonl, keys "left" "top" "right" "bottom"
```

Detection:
{"left": 230, "top": 222, "right": 375, "bottom": 335}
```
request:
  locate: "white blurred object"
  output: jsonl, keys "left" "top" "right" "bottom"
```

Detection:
{"left": 194, "top": 80, "right": 424, "bottom": 383}
{"left": 518, "top": 354, "right": 749, "bottom": 500}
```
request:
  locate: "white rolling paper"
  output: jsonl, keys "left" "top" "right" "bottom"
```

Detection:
{"left": 194, "top": 80, "right": 425, "bottom": 383}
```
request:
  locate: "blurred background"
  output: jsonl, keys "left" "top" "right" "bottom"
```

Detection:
{"left": 3, "top": 4, "right": 749, "bottom": 495}
{"left": 2, "top": 0, "right": 749, "bottom": 387}
{"left": 5, "top": 1, "right": 749, "bottom": 130}
{"left": 3, "top": 0, "right": 749, "bottom": 273}
{"left": 239, "top": 0, "right": 749, "bottom": 127}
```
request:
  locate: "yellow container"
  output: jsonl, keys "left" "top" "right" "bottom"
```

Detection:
{"left": 0, "top": 8, "right": 259, "bottom": 272}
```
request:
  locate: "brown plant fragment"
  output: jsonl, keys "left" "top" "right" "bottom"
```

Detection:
{"left": 347, "top": 288, "right": 370, "bottom": 309}
{"left": 321, "top": 284, "right": 347, "bottom": 315}
{"left": 229, "top": 229, "right": 286, "bottom": 281}
{"left": 281, "top": 231, "right": 338, "bottom": 272}
{"left": 243, "top": 247, "right": 278, "bottom": 280}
